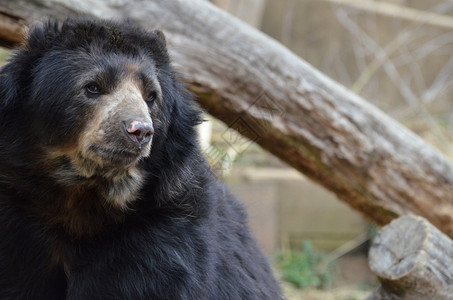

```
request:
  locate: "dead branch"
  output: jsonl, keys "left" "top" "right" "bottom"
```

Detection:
{"left": 367, "top": 215, "right": 453, "bottom": 300}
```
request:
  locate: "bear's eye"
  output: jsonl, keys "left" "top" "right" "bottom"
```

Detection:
{"left": 86, "top": 83, "right": 101, "bottom": 96}
{"left": 145, "top": 91, "right": 157, "bottom": 104}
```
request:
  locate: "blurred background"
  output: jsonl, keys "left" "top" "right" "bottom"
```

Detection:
{"left": 203, "top": 0, "right": 453, "bottom": 299}
{"left": 2, "top": 0, "right": 453, "bottom": 299}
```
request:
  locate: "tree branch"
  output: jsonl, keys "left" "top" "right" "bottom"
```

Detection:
{"left": 321, "top": 0, "right": 453, "bottom": 30}
{"left": 368, "top": 215, "right": 453, "bottom": 300}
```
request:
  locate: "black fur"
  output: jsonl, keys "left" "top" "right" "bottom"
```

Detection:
{"left": 0, "top": 19, "right": 282, "bottom": 299}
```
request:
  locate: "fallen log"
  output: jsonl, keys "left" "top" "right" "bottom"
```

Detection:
{"left": 367, "top": 215, "right": 453, "bottom": 300}
{"left": 1, "top": 0, "right": 453, "bottom": 236}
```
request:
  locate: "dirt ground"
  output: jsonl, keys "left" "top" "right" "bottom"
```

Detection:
{"left": 283, "top": 284, "right": 371, "bottom": 300}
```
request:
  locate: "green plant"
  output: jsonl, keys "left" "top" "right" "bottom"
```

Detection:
{"left": 277, "top": 240, "right": 334, "bottom": 289}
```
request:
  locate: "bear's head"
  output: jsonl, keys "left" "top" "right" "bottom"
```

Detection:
{"left": 0, "top": 19, "right": 201, "bottom": 212}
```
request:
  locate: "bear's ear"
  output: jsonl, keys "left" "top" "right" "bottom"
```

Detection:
{"left": 143, "top": 29, "right": 169, "bottom": 66}
{"left": 25, "top": 20, "right": 60, "bottom": 52}
{"left": 152, "top": 29, "right": 166, "bottom": 48}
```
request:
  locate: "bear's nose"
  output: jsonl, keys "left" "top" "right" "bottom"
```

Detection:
{"left": 122, "top": 119, "right": 154, "bottom": 147}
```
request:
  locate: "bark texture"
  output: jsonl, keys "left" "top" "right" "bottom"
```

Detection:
{"left": 367, "top": 215, "right": 453, "bottom": 300}
{"left": 1, "top": 0, "right": 453, "bottom": 236}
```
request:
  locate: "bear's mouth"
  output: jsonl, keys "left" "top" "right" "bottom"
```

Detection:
{"left": 88, "top": 144, "right": 149, "bottom": 165}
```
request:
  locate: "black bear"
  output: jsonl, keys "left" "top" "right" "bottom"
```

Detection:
{"left": 0, "top": 18, "right": 282, "bottom": 299}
